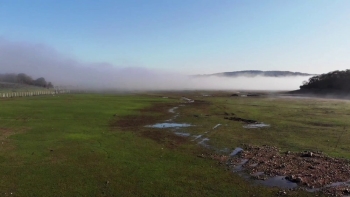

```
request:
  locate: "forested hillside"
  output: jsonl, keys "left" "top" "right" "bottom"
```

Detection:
{"left": 300, "top": 70, "right": 350, "bottom": 91}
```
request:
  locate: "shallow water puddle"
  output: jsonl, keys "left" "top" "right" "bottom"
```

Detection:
{"left": 255, "top": 176, "right": 297, "bottom": 189}
{"left": 174, "top": 132, "right": 191, "bottom": 137}
{"left": 198, "top": 138, "right": 209, "bottom": 144}
{"left": 233, "top": 162, "right": 297, "bottom": 189}
{"left": 198, "top": 138, "right": 208, "bottom": 143}
{"left": 304, "top": 181, "right": 350, "bottom": 193}
{"left": 328, "top": 181, "right": 350, "bottom": 187}
{"left": 251, "top": 171, "right": 264, "bottom": 176}
{"left": 192, "top": 135, "right": 203, "bottom": 141}
{"left": 168, "top": 107, "right": 178, "bottom": 113}
{"left": 243, "top": 123, "right": 270, "bottom": 129}
{"left": 220, "top": 148, "right": 231, "bottom": 153}
{"left": 233, "top": 159, "right": 249, "bottom": 172}
{"left": 230, "top": 147, "right": 243, "bottom": 156}
{"left": 145, "top": 123, "right": 193, "bottom": 128}
{"left": 213, "top": 124, "right": 221, "bottom": 129}
{"left": 229, "top": 147, "right": 297, "bottom": 189}
{"left": 249, "top": 163, "right": 259, "bottom": 167}
{"left": 181, "top": 97, "right": 194, "bottom": 103}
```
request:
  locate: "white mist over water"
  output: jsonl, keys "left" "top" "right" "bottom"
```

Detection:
{"left": 0, "top": 38, "right": 309, "bottom": 91}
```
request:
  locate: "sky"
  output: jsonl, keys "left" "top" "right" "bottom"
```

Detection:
{"left": 1, "top": 0, "right": 349, "bottom": 75}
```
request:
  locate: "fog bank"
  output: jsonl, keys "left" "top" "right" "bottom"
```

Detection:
{"left": 0, "top": 38, "right": 309, "bottom": 91}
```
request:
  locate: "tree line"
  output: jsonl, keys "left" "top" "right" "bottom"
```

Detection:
{"left": 0, "top": 73, "right": 54, "bottom": 88}
{"left": 300, "top": 70, "right": 350, "bottom": 91}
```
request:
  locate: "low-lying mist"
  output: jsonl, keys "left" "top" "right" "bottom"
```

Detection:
{"left": 0, "top": 38, "right": 309, "bottom": 91}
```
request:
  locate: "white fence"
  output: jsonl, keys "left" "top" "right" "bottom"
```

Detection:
{"left": 1, "top": 90, "right": 70, "bottom": 98}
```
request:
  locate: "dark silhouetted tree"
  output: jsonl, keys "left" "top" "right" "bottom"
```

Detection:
{"left": 47, "top": 82, "right": 54, "bottom": 88}
{"left": 33, "top": 77, "right": 47, "bottom": 87}
{"left": 0, "top": 73, "right": 17, "bottom": 83}
{"left": 17, "top": 73, "right": 33, "bottom": 85}
{"left": 300, "top": 70, "right": 350, "bottom": 91}
{"left": 1, "top": 73, "right": 53, "bottom": 87}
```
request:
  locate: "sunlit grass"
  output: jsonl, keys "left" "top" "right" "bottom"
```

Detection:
{"left": 0, "top": 94, "right": 324, "bottom": 196}
{"left": 177, "top": 95, "right": 350, "bottom": 158}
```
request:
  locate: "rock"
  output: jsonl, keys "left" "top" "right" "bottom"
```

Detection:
{"left": 197, "top": 154, "right": 205, "bottom": 158}
{"left": 286, "top": 175, "right": 302, "bottom": 183}
{"left": 296, "top": 177, "right": 303, "bottom": 183}
{"left": 301, "top": 151, "right": 313, "bottom": 157}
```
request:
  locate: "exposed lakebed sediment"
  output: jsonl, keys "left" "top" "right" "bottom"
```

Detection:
{"left": 224, "top": 114, "right": 270, "bottom": 128}
{"left": 226, "top": 144, "right": 350, "bottom": 196}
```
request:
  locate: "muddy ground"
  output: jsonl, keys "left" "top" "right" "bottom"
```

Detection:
{"left": 111, "top": 102, "right": 196, "bottom": 149}
{"left": 110, "top": 103, "right": 174, "bottom": 129}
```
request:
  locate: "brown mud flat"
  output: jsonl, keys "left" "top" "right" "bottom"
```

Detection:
{"left": 224, "top": 145, "right": 350, "bottom": 196}
{"left": 110, "top": 103, "right": 175, "bottom": 129}
{"left": 224, "top": 116, "right": 258, "bottom": 124}
{"left": 111, "top": 98, "right": 209, "bottom": 129}
{"left": 0, "top": 127, "right": 28, "bottom": 151}
{"left": 0, "top": 127, "right": 28, "bottom": 140}
{"left": 0, "top": 128, "right": 15, "bottom": 139}
{"left": 223, "top": 112, "right": 259, "bottom": 124}
{"left": 139, "top": 130, "right": 188, "bottom": 149}
{"left": 110, "top": 103, "right": 190, "bottom": 149}
{"left": 0, "top": 128, "right": 15, "bottom": 150}
{"left": 192, "top": 99, "right": 211, "bottom": 104}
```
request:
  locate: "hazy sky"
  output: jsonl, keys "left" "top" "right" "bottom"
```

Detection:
{"left": 1, "top": 0, "right": 349, "bottom": 75}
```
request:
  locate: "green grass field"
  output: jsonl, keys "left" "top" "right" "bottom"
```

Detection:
{"left": 174, "top": 94, "right": 350, "bottom": 158}
{"left": 0, "top": 93, "right": 334, "bottom": 196}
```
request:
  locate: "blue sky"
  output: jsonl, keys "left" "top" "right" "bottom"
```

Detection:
{"left": 1, "top": 0, "right": 350, "bottom": 74}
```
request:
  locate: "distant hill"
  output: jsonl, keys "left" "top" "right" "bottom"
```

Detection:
{"left": 196, "top": 70, "right": 314, "bottom": 78}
